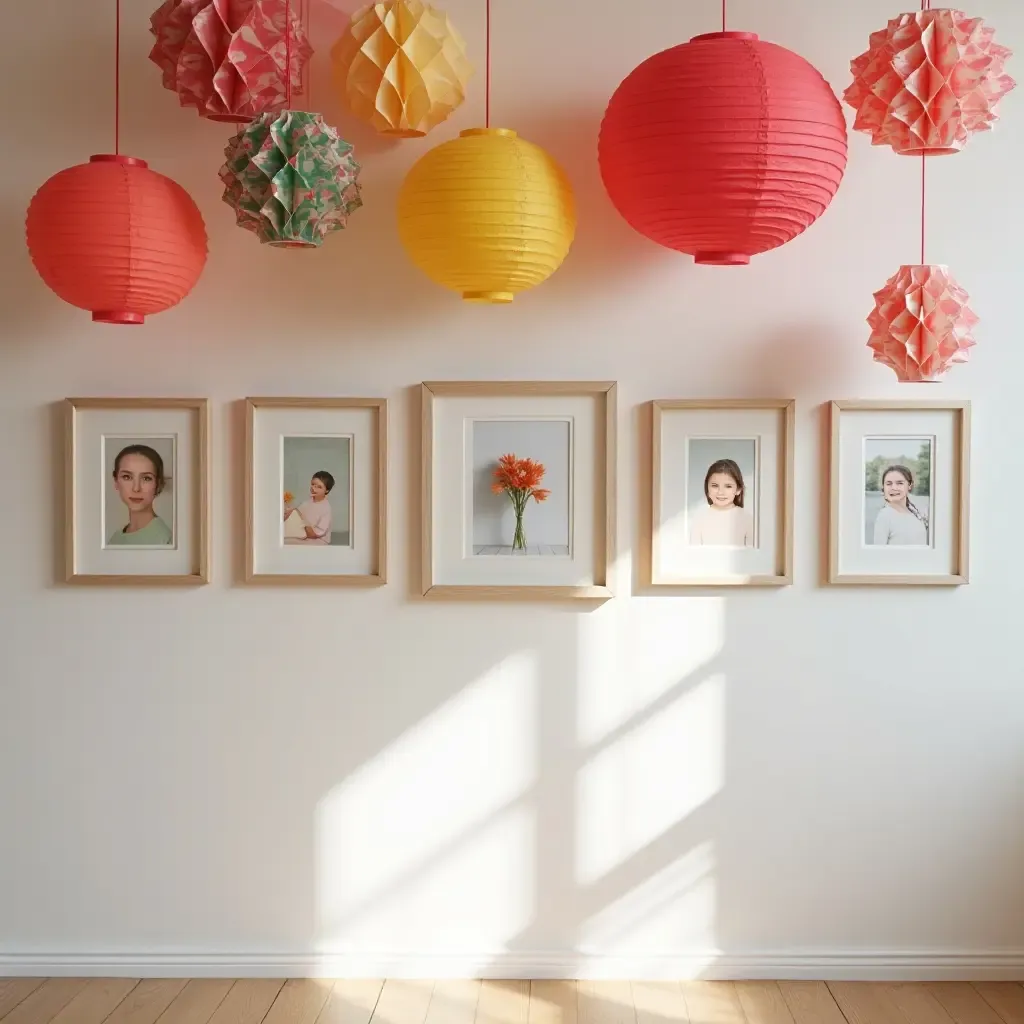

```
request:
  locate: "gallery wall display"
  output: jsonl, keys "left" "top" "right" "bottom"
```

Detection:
{"left": 829, "top": 400, "right": 971, "bottom": 586}
{"left": 245, "top": 397, "right": 387, "bottom": 585}
{"left": 420, "top": 381, "right": 617, "bottom": 600}
{"left": 648, "top": 399, "right": 795, "bottom": 587}
{"left": 64, "top": 397, "right": 210, "bottom": 585}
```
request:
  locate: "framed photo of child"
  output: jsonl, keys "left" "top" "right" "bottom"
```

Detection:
{"left": 829, "top": 400, "right": 970, "bottom": 585}
{"left": 245, "top": 397, "right": 387, "bottom": 585}
{"left": 64, "top": 398, "right": 210, "bottom": 584}
{"left": 421, "top": 381, "right": 616, "bottom": 599}
{"left": 648, "top": 399, "right": 795, "bottom": 587}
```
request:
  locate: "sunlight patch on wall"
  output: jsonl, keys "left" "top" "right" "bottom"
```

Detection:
{"left": 574, "top": 672, "right": 725, "bottom": 887}
{"left": 315, "top": 653, "right": 537, "bottom": 949}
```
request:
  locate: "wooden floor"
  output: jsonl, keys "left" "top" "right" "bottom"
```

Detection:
{"left": 1, "top": 980, "right": 1024, "bottom": 1024}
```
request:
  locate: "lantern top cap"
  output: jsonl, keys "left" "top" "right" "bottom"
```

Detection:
{"left": 90, "top": 154, "right": 149, "bottom": 168}
{"left": 690, "top": 30, "right": 759, "bottom": 42}
{"left": 460, "top": 128, "right": 517, "bottom": 139}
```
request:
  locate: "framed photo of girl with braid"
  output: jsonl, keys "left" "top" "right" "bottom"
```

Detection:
{"left": 829, "top": 400, "right": 971, "bottom": 586}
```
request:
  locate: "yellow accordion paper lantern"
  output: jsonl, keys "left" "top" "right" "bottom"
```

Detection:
{"left": 397, "top": 128, "right": 576, "bottom": 303}
{"left": 331, "top": 0, "right": 472, "bottom": 138}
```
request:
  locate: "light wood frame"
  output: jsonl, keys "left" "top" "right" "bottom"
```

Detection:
{"left": 64, "top": 397, "right": 211, "bottom": 586}
{"left": 421, "top": 381, "right": 617, "bottom": 600}
{"left": 244, "top": 397, "right": 388, "bottom": 586}
{"left": 828, "top": 399, "right": 971, "bottom": 586}
{"left": 648, "top": 398, "right": 795, "bottom": 587}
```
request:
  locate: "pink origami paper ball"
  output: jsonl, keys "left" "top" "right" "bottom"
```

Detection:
{"left": 867, "top": 265, "right": 978, "bottom": 382}
{"left": 150, "top": 0, "right": 313, "bottom": 122}
{"left": 844, "top": 9, "right": 1015, "bottom": 155}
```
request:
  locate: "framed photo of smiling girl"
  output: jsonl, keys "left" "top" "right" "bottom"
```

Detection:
{"left": 64, "top": 398, "right": 210, "bottom": 584}
{"left": 829, "top": 400, "right": 971, "bottom": 585}
{"left": 648, "top": 399, "right": 795, "bottom": 587}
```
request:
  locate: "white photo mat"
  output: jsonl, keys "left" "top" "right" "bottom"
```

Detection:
{"left": 68, "top": 401, "right": 205, "bottom": 581}
{"left": 248, "top": 402, "right": 383, "bottom": 580}
{"left": 830, "top": 402, "right": 969, "bottom": 584}
{"left": 651, "top": 401, "right": 793, "bottom": 586}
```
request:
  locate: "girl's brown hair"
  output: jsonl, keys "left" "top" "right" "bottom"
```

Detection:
{"left": 704, "top": 459, "right": 745, "bottom": 508}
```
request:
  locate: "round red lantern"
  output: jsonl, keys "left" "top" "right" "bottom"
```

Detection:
{"left": 26, "top": 155, "right": 208, "bottom": 324}
{"left": 598, "top": 31, "right": 848, "bottom": 265}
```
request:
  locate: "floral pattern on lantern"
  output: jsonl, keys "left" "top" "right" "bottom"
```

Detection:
{"left": 844, "top": 9, "right": 1015, "bottom": 155}
{"left": 150, "top": 0, "right": 312, "bottom": 122}
{"left": 331, "top": 0, "right": 472, "bottom": 137}
{"left": 867, "top": 265, "right": 978, "bottom": 382}
{"left": 220, "top": 110, "right": 362, "bottom": 247}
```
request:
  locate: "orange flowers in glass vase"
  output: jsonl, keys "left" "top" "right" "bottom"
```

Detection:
{"left": 491, "top": 453, "right": 550, "bottom": 552}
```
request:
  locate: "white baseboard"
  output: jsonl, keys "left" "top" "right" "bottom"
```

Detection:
{"left": 2, "top": 951, "right": 1024, "bottom": 980}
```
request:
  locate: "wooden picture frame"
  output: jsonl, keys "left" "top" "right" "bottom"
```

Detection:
{"left": 244, "top": 397, "right": 387, "bottom": 586}
{"left": 64, "top": 397, "right": 210, "bottom": 585}
{"left": 648, "top": 398, "right": 795, "bottom": 587}
{"left": 828, "top": 399, "right": 971, "bottom": 586}
{"left": 421, "top": 381, "right": 617, "bottom": 600}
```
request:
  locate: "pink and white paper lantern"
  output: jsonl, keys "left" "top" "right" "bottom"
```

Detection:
{"left": 845, "top": 8, "right": 1015, "bottom": 155}
{"left": 149, "top": 0, "right": 313, "bottom": 122}
{"left": 867, "top": 264, "right": 978, "bottom": 382}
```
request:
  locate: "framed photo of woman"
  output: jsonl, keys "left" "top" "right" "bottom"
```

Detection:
{"left": 64, "top": 397, "right": 210, "bottom": 584}
{"left": 648, "top": 399, "right": 795, "bottom": 587}
{"left": 245, "top": 397, "right": 387, "bottom": 585}
{"left": 828, "top": 400, "right": 971, "bottom": 585}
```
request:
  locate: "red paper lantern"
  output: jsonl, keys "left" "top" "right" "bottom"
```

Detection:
{"left": 598, "top": 31, "right": 848, "bottom": 265}
{"left": 149, "top": 0, "right": 312, "bottom": 122}
{"left": 845, "top": 9, "right": 1015, "bottom": 156}
{"left": 867, "top": 265, "right": 977, "bottom": 382}
{"left": 26, "top": 155, "right": 208, "bottom": 325}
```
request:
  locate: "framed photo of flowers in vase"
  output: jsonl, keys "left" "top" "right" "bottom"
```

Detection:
{"left": 245, "top": 397, "right": 387, "bottom": 585}
{"left": 420, "top": 381, "right": 617, "bottom": 599}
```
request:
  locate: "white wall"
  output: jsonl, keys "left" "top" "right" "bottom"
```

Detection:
{"left": 2, "top": 0, "right": 1024, "bottom": 978}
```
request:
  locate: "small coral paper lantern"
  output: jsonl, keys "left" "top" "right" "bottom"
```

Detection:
{"left": 845, "top": 9, "right": 1015, "bottom": 156}
{"left": 397, "top": 128, "right": 576, "bottom": 303}
{"left": 331, "top": 0, "right": 472, "bottom": 137}
{"left": 26, "top": 155, "right": 208, "bottom": 324}
{"left": 867, "top": 265, "right": 978, "bottom": 382}
{"left": 149, "top": 0, "right": 312, "bottom": 122}
{"left": 220, "top": 110, "right": 362, "bottom": 247}
{"left": 598, "top": 31, "right": 848, "bottom": 266}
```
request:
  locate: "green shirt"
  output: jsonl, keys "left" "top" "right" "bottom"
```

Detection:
{"left": 108, "top": 516, "right": 173, "bottom": 546}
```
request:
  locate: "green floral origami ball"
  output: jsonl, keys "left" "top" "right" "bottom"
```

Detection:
{"left": 220, "top": 110, "right": 362, "bottom": 247}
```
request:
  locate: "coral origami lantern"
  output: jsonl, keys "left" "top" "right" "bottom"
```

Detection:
{"left": 149, "top": 0, "right": 313, "bottom": 122}
{"left": 845, "top": 8, "right": 1015, "bottom": 156}
{"left": 331, "top": 0, "right": 472, "bottom": 137}
{"left": 220, "top": 110, "right": 362, "bottom": 247}
{"left": 598, "top": 31, "right": 848, "bottom": 265}
{"left": 867, "top": 264, "right": 977, "bottom": 382}
{"left": 397, "top": 128, "right": 575, "bottom": 303}
{"left": 26, "top": 155, "right": 208, "bottom": 324}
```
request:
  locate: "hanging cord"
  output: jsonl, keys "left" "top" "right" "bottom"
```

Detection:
{"left": 722, "top": 0, "right": 726, "bottom": 32}
{"left": 285, "top": 0, "right": 293, "bottom": 109}
{"left": 919, "top": 0, "right": 927, "bottom": 261}
{"left": 304, "top": 0, "right": 311, "bottom": 109}
{"left": 114, "top": 0, "right": 120, "bottom": 153}
{"left": 485, "top": 0, "right": 490, "bottom": 127}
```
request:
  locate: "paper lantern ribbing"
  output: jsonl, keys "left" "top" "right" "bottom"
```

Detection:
{"left": 220, "top": 110, "right": 362, "bottom": 247}
{"left": 867, "top": 265, "right": 977, "bottom": 382}
{"left": 845, "top": 10, "right": 1015, "bottom": 156}
{"left": 598, "top": 31, "right": 848, "bottom": 266}
{"left": 150, "top": 0, "right": 312, "bottom": 122}
{"left": 26, "top": 155, "right": 208, "bottom": 324}
{"left": 397, "top": 128, "right": 575, "bottom": 303}
{"left": 331, "top": 0, "right": 472, "bottom": 137}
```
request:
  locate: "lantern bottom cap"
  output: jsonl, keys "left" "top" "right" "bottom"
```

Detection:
{"left": 898, "top": 147, "right": 960, "bottom": 157}
{"left": 268, "top": 240, "right": 319, "bottom": 249}
{"left": 93, "top": 310, "right": 145, "bottom": 325}
{"left": 382, "top": 128, "right": 427, "bottom": 138}
{"left": 463, "top": 290, "right": 514, "bottom": 304}
{"left": 695, "top": 251, "right": 750, "bottom": 266}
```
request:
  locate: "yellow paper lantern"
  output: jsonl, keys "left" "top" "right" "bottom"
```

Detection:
{"left": 397, "top": 128, "right": 576, "bottom": 303}
{"left": 331, "top": 0, "right": 472, "bottom": 138}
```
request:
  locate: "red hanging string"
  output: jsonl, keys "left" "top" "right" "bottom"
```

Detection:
{"left": 302, "top": 0, "right": 311, "bottom": 109}
{"left": 485, "top": 0, "right": 491, "bottom": 128}
{"left": 919, "top": 0, "right": 927, "bottom": 262}
{"left": 285, "top": 0, "right": 293, "bottom": 109}
{"left": 114, "top": 0, "right": 120, "bottom": 153}
{"left": 722, "top": 0, "right": 726, "bottom": 32}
